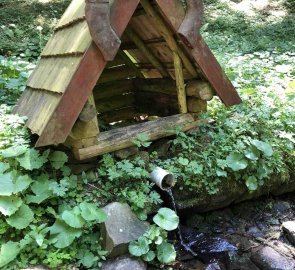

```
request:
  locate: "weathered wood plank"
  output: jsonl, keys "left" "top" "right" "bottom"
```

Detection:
{"left": 98, "top": 66, "right": 137, "bottom": 83}
{"left": 55, "top": 0, "right": 85, "bottom": 30}
{"left": 42, "top": 20, "right": 91, "bottom": 56}
{"left": 96, "top": 94, "right": 135, "bottom": 113}
{"left": 94, "top": 79, "right": 134, "bottom": 100}
{"left": 74, "top": 114, "right": 200, "bottom": 159}
{"left": 36, "top": 0, "right": 140, "bottom": 147}
{"left": 27, "top": 56, "right": 82, "bottom": 94}
{"left": 13, "top": 88, "right": 61, "bottom": 135}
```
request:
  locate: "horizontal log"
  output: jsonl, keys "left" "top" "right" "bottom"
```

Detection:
{"left": 98, "top": 66, "right": 137, "bottom": 84}
{"left": 187, "top": 97, "right": 207, "bottom": 113}
{"left": 134, "top": 78, "right": 213, "bottom": 100}
{"left": 96, "top": 94, "right": 135, "bottom": 113}
{"left": 79, "top": 95, "right": 97, "bottom": 122}
{"left": 94, "top": 79, "right": 134, "bottom": 100}
{"left": 74, "top": 114, "right": 201, "bottom": 159}
{"left": 99, "top": 107, "right": 143, "bottom": 123}
{"left": 186, "top": 81, "right": 215, "bottom": 101}
{"left": 136, "top": 91, "right": 178, "bottom": 116}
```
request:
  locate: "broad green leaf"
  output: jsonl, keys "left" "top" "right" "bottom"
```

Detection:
{"left": 178, "top": 157, "right": 189, "bottom": 166}
{"left": 17, "top": 149, "right": 47, "bottom": 170}
{"left": 61, "top": 207, "right": 85, "bottom": 228}
{"left": 50, "top": 220, "right": 82, "bottom": 248}
{"left": 15, "top": 174, "right": 32, "bottom": 193}
{"left": 26, "top": 174, "right": 53, "bottom": 204}
{"left": 79, "top": 251, "right": 97, "bottom": 268}
{"left": 245, "top": 176, "right": 258, "bottom": 191}
{"left": 49, "top": 151, "right": 68, "bottom": 170}
{"left": 153, "top": 208, "right": 179, "bottom": 231}
{"left": 0, "top": 146, "right": 27, "bottom": 158}
{"left": 142, "top": 250, "right": 156, "bottom": 262}
{"left": 0, "top": 173, "right": 15, "bottom": 196}
{"left": 252, "top": 140, "right": 273, "bottom": 157}
{"left": 156, "top": 242, "right": 176, "bottom": 263}
{"left": 128, "top": 236, "right": 149, "bottom": 257}
{"left": 6, "top": 204, "right": 34, "bottom": 229}
{"left": 0, "top": 162, "right": 9, "bottom": 174}
{"left": 244, "top": 146, "right": 260, "bottom": 161}
{"left": 0, "top": 172, "right": 32, "bottom": 196}
{"left": 0, "top": 196, "right": 22, "bottom": 216}
{"left": 226, "top": 153, "right": 248, "bottom": 171}
{"left": 0, "top": 241, "right": 21, "bottom": 268}
{"left": 79, "top": 202, "right": 107, "bottom": 222}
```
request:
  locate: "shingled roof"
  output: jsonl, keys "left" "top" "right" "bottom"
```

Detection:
{"left": 14, "top": 0, "right": 241, "bottom": 149}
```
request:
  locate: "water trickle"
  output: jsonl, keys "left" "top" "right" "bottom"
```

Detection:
{"left": 166, "top": 188, "right": 198, "bottom": 257}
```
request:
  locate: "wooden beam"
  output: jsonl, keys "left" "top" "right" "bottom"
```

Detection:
{"left": 173, "top": 52, "right": 187, "bottom": 113}
{"left": 94, "top": 79, "right": 134, "bottom": 100}
{"left": 99, "top": 66, "right": 137, "bottom": 83}
{"left": 124, "top": 28, "right": 169, "bottom": 77}
{"left": 121, "top": 37, "right": 165, "bottom": 50}
{"left": 140, "top": 0, "right": 198, "bottom": 78}
{"left": 117, "top": 49, "right": 144, "bottom": 78}
{"left": 74, "top": 114, "right": 201, "bottom": 159}
{"left": 99, "top": 107, "right": 141, "bottom": 123}
{"left": 96, "top": 94, "right": 135, "bottom": 113}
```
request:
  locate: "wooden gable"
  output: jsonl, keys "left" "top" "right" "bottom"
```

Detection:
{"left": 14, "top": 0, "right": 241, "bottom": 159}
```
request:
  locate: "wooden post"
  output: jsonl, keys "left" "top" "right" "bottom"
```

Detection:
{"left": 65, "top": 94, "right": 99, "bottom": 149}
{"left": 74, "top": 114, "right": 201, "bottom": 159}
{"left": 140, "top": 0, "right": 198, "bottom": 78}
{"left": 173, "top": 52, "right": 187, "bottom": 113}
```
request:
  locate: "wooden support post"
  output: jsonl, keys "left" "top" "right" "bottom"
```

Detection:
{"left": 187, "top": 97, "right": 207, "bottom": 113}
{"left": 125, "top": 28, "right": 169, "bottom": 77}
{"left": 140, "top": 0, "right": 198, "bottom": 78}
{"left": 65, "top": 94, "right": 99, "bottom": 149}
{"left": 173, "top": 52, "right": 187, "bottom": 113}
{"left": 74, "top": 114, "right": 201, "bottom": 160}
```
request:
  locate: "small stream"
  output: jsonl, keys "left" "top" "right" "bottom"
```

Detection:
{"left": 166, "top": 188, "right": 237, "bottom": 267}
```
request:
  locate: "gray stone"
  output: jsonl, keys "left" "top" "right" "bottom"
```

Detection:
{"left": 101, "top": 202, "right": 149, "bottom": 257}
{"left": 251, "top": 246, "right": 295, "bottom": 270}
{"left": 282, "top": 221, "right": 295, "bottom": 246}
{"left": 149, "top": 139, "right": 170, "bottom": 157}
{"left": 101, "top": 255, "right": 146, "bottom": 270}
{"left": 273, "top": 201, "right": 291, "bottom": 214}
{"left": 115, "top": 146, "right": 139, "bottom": 160}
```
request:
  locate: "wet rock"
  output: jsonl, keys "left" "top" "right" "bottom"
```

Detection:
{"left": 251, "top": 246, "right": 295, "bottom": 270}
{"left": 186, "top": 214, "right": 205, "bottom": 228}
{"left": 229, "top": 254, "right": 261, "bottom": 270}
{"left": 102, "top": 255, "right": 146, "bottom": 270}
{"left": 246, "top": 225, "right": 264, "bottom": 238}
{"left": 273, "top": 201, "right": 291, "bottom": 214}
{"left": 282, "top": 221, "right": 295, "bottom": 245}
{"left": 204, "top": 260, "right": 225, "bottom": 270}
{"left": 102, "top": 202, "right": 149, "bottom": 257}
{"left": 115, "top": 146, "right": 139, "bottom": 160}
{"left": 148, "top": 139, "right": 170, "bottom": 157}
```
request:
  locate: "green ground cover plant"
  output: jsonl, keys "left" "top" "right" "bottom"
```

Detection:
{"left": 0, "top": 0, "right": 294, "bottom": 268}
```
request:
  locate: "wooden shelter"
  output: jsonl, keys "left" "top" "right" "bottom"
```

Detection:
{"left": 14, "top": 0, "right": 241, "bottom": 160}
